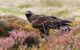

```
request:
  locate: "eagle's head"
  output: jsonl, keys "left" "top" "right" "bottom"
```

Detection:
{"left": 25, "top": 11, "right": 33, "bottom": 18}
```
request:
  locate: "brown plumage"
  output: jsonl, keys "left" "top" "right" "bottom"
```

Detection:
{"left": 25, "top": 11, "right": 71, "bottom": 38}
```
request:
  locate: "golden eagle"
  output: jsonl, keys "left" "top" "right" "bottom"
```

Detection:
{"left": 25, "top": 11, "right": 71, "bottom": 38}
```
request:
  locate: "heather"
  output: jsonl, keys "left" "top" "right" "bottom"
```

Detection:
{"left": 0, "top": 16, "right": 80, "bottom": 50}
{"left": 0, "top": 29, "right": 39, "bottom": 50}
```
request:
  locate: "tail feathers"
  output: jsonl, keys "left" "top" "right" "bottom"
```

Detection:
{"left": 61, "top": 20, "right": 72, "bottom": 24}
{"left": 63, "top": 23, "right": 71, "bottom": 26}
{"left": 60, "top": 20, "right": 72, "bottom": 27}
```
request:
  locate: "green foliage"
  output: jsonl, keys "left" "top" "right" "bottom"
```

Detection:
{"left": 72, "top": 47, "right": 76, "bottom": 50}
{"left": 23, "top": 36, "right": 40, "bottom": 48}
{"left": 0, "top": 21, "right": 13, "bottom": 36}
{"left": 55, "top": 9, "right": 69, "bottom": 17}
{"left": 42, "top": 0, "right": 63, "bottom": 7}
{"left": 0, "top": 8, "right": 24, "bottom": 15}
{"left": 18, "top": 4, "right": 34, "bottom": 9}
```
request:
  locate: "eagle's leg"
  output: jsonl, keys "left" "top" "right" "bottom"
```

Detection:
{"left": 39, "top": 24, "right": 49, "bottom": 38}
{"left": 45, "top": 27, "right": 49, "bottom": 36}
{"left": 39, "top": 28, "right": 45, "bottom": 38}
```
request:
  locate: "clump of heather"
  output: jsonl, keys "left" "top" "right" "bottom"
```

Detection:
{"left": 23, "top": 35, "right": 40, "bottom": 48}
{"left": 0, "top": 29, "right": 39, "bottom": 50}
{"left": 0, "top": 21, "right": 13, "bottom": 37}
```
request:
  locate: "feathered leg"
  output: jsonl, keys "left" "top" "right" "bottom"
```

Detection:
{"left": 39, "top": 28, "right": 45, "bottom": 38}
{"left": 45, "top": 27, "right": 49, "bottom": 36}
{"left": 39, "top": 24, "right": 49, "bottom": 38}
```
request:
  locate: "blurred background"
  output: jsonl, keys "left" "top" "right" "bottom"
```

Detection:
{"left": 0, "top": 0, "right": 80, "bottom": 19}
